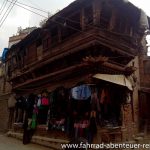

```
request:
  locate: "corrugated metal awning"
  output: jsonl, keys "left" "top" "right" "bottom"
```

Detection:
{"left": 93, "top": 74, "right": 133, "bottom": 90}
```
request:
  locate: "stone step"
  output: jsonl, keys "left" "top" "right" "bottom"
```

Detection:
{"left": 134, "top": 137, "right": 144, "bottom": 142}
{"left": 7, "top": 131, "right": 69, "bottom": 150}
{"left": 136, "top": 132, "right": 145, "bottom": 137}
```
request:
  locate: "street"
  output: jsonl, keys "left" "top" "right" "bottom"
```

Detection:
{"left": 0, "top": 133, "right": 52, "bottom": 150}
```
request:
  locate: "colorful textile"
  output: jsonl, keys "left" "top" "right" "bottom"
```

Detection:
{"left": 71, "top": 85, "right": 91, "bottom": 100}
{"left": 41, "top": 97, "right": 49, "bottom": 106}
{"left": 100, "top": 89, "right": 110, "bottom": 104}
{"left": 31, "top": 114, "right": 37, "bottom": 129}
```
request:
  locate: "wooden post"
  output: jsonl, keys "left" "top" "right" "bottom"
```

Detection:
{"left": 58, "top": 26, "right": 62, "bottom": 43}
{"left": 80, "top": 8, "right": 85, "bottom": 30}
{"left": 93, "top": 0, "right": 101, "bottom": 25}
{"left": 109, "top": 8, "right": 117, "bottom": 31}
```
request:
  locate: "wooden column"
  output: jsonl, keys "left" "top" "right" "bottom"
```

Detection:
{"left": 80, "top": 8, "right": 85, "bottom": 30}
{"left": 109, "top": 8, "right": 117, "bottom": 31}
{"left": 58, "top": 26, "right": 62, "bottom": 43}
{"left": 93, "top": 0, "right": 101, "bottom": 25}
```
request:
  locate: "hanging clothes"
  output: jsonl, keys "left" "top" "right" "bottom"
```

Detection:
{"left": 41, "top": 97, "right": 49, "bottom": 106}
{"left": 100, "top": 88, "right": 111, "bottom": 104}
{"left": 71, "top": 84, "right": 91, "bottom": 100}
{"left": 91, "top": 89, "right": 100, "bottom": 111}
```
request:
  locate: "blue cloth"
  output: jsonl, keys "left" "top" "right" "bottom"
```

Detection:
{"left": 1, "top": 48, "right": 8, "bottom": 63}
{"left": 71, "top": 85, "right": 91, "bottom": 100}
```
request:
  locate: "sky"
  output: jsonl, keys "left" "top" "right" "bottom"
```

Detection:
{"left": 0, "top": 0, "right": 150, "bottom": 55}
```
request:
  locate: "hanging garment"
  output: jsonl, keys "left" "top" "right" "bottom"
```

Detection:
{"left": 37, "top": 95, "right": 41, "bottom": 107}
{"left": 37, "top": 106, "right": 49, "bottom": 124}
{"left": 100, "top": 88, "right": 111, "bottom": 104}
{"left": 31, "top": 114, "right": 37, "bottom": 129}
{"left": 41, "top": 97, "right": 49, "bottom": 106}
{"left": 91, "top": 92, "right": 100, "bottom": 111}
{"left": 71, "top": 85, "right": 91, "bottom": 100}
{"left": 23, "top": 114, "right": 35, "bottom": 145}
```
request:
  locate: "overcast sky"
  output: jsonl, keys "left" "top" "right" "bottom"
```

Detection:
{"left": 0, "top": 0, "right": 150, "bottom": 55}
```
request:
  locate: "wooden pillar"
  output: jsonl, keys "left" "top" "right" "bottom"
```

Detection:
{"left": 58, "top": 26, "right": 62, "bottom": 43}
{"left": 93, "top": 0, "right": 101, "bottom": 25}
{"left": 80, "top": 8, "right": 85, "bottom": 30}
{"left": 109, "top": 8, "right": 117, "bottom": 31}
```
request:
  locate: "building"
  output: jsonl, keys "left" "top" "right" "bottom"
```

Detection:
{"left": 0, "top": 58, "right": 12, "bottom": 132}
{"left": 0, "top": 27, "right": 37, "bottom": 132}
{"left": 8, "top": 27, "right": 37, "bottom": 48}
{"left": 5, "top": 0, "right": 150, "bottom": 144}
{"left": 138, "top": 30, "right": 150, "bottom": 134}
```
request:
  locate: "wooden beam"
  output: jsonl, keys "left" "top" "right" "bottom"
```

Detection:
{"left": 13, "top": 63, "right": 88, "bottom": 90}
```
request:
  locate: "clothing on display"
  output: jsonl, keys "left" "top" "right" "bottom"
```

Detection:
{"left": 71, "top": 85, "right": 91, "bottom": 100}
{"left": 11, "top": 83, "right": 125, "bottom": 144}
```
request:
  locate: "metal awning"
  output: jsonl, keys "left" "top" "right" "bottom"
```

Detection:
{"left": 93, "top": 74, "right": 133, "bottom": 90}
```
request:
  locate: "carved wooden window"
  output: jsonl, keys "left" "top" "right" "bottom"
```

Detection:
{"left": 51, "top": 27, "right": 58, "bottom": 47}
{"left": 61, "top": 12, "right": 81, "bottom": 41}
{"left": 26, "top": 43, "right": 37, "bottom": 64}
{"left": 43, "top": 38, "right": 50, "bottom": 50}
{"left": 114, "top": 13, "right": 127, "bottom": 33}
{"left": 12, "top": 55, "right": 17, "bottom": 69}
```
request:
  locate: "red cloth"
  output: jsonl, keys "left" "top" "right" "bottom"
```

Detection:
{"left": 41, "top": 97, "right": 49, "bottom": 105}
{"left": 100, "top": 89, "right": 110, "bottom": 104}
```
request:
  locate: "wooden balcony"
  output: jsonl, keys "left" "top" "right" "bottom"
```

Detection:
{"left": 8, "top": 26, "right": 138, "bottom": 82}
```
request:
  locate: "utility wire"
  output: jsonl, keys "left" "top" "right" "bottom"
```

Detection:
{"left": 27, "top": 0, "right": 46, "bottom": 12}
{"left": 0, "top": 0, "right": 7, "bottom": 13}
{"left": 7, "top": 0, "right": 47, "bottom": 18}
{"left": 0, "top": 0, "right": 14, "bottom": 25}
{"left": 0, "top": 0, "right": 17, "bottom": 28}
{"left": 10, "top": 0, "right": 48, "bottom": 13}
{"left": 0, "top": 0, "right": 8, "bottom": 15}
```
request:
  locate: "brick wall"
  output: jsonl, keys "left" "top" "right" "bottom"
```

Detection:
{"left": 0, "top": 64, "right": 12, "bottom": 132}
{"left": 0, "top": 94, "right": 10, "bottom": 132}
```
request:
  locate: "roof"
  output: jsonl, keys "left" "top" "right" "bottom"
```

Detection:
{"left": 8, "top": 0, "right": 150, "bottom": 54}
{"left": 10, "top": 28, "right": 42, "bottom": 50}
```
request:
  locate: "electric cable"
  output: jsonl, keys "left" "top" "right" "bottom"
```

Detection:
{"left": 0, "top": 0, "right": 17, "bottom": 28}
{"left": 0, "top": 0, "right": 8, "bottom": 15}
{"left": 9, "top": 0, "right": 48, "bottom": 13}
{"left": 7, "top": 0, "right": 47, "bottom": 18}
{"left": 0, "top": 0, "right": 7, "bottom": 13}
{"left": 27, "top": 0, "right": 46, "bottom": 12}
{"left": 0, "top": 0, "right": 14, "bottom": 26}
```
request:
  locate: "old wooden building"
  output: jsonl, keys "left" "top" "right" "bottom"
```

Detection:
{"left": 5, "top": 0, "right": 150, "bottom": 144}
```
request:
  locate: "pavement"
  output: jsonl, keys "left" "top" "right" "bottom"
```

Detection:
{"left": 0, "top": 133, "right": 52, "bottom": 150}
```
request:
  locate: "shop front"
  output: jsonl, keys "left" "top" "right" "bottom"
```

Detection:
{"left": 12, "top": 73, "right": 134, "bottom": 144}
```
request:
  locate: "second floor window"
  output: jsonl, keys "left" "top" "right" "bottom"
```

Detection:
{"left": 43, "top": 37, "right": 51, "bottom": 50}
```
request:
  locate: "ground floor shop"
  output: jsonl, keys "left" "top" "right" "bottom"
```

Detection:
{"left": 9, "top": 73, "right": 136, "bottom": 143}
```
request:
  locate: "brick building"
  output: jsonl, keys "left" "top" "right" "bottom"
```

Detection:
{"left": 0, "top": 59, "right": 11, "bottom": 132}
{"left": 0, "top": 27, "right": 37, "bottom": 132}
{"left": 138, "top": 31, "right": 150, "bottom": 134}
{"left": 4, "top": 0, "right": 150, "bottom": 144}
